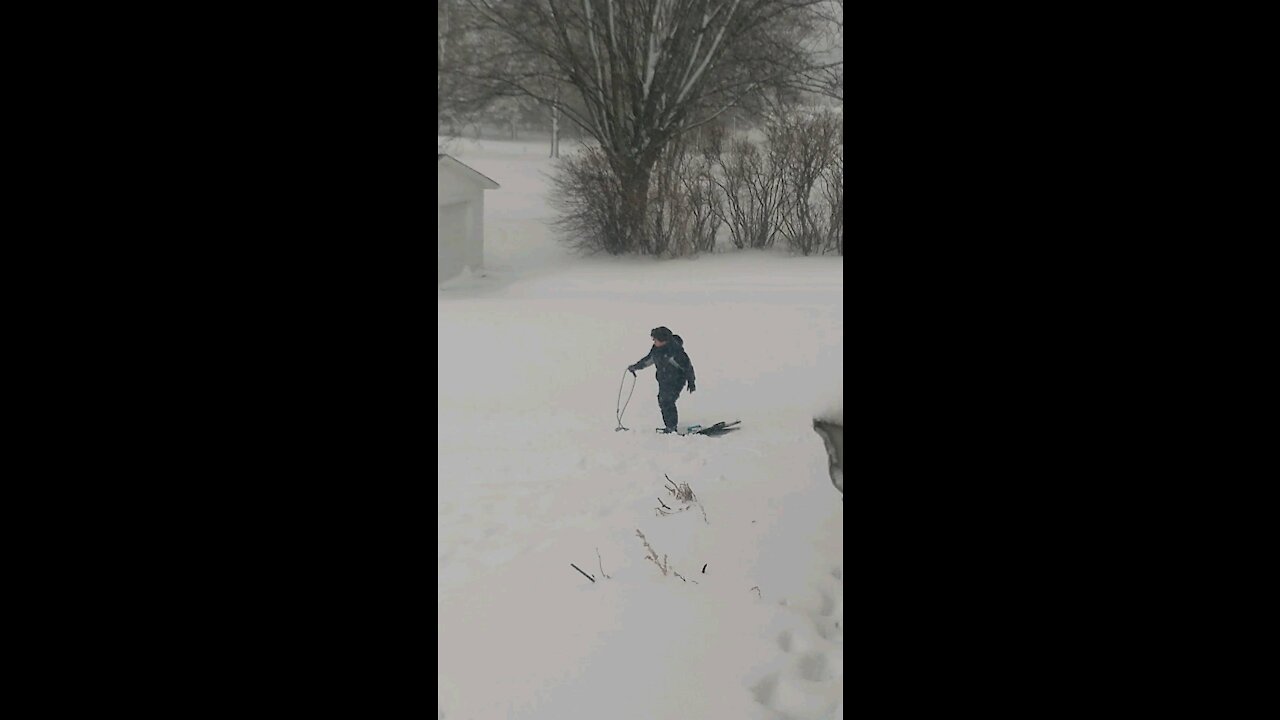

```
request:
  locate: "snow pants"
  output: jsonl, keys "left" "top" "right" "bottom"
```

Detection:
{"left": 657, "top": 380, "right": 685, "bottom": 430}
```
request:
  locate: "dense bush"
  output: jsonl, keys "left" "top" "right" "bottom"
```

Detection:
{"left": 550, "top": 145, "right": 629, "bottom": 255}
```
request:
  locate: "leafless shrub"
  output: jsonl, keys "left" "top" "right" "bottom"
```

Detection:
{"left": 712, "top": 138, "right": 787, "bottom": 249}
{"left": 555, "top": 139, "right": 721, "bottom": 258}
{"left": 822, "top": 143, "right": 844, "bottom": 255}
{"left": 684, "top": 128, "right": 726, "bottom": 254}
{"left": 550, "top": 145, "right": 630, "bottom": 255}
{"left": 771, "top": 110, "right": 843, "bottom": 256}
{"left": 650, "top": 140, "right": 695, "bottom": 257}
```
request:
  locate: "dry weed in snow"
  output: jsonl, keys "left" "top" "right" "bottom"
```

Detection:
{"left": 656, "top": 475, "right": 710, "bottom": 525}
{"left": 635, "top": 529, "right": 698, "bottom": 583}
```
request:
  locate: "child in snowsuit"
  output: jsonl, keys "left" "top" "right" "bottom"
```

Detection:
{"left": 628, "top": 326, "right": 696, "bottom": 433}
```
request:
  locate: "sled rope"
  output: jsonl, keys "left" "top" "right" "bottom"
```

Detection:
{"left": 616, "top": 368, "right": 637, "bottom": 431}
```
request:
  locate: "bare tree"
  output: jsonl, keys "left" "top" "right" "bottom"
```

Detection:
{"left": 796, "top": 0, "right": 842, "bottom": 101}
{"left": 773, "top": 109, "right": 842, "bottom": 255}
{"left": 439, "top": 0, "right": 511, "bottom": 135}
{"left": 467, "top": 0, "right": 841, "bottom": 253}
{"left": 711, "top": 137, "right": 787, "bottom": 249}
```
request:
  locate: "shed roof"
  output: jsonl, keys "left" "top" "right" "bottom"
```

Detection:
{"left": 438, "top": 153, "right": 500, "bottom": 190}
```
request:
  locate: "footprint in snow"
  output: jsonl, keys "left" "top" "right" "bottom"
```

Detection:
{"left": 817, "top": 589, "right": 835, "bottom": 617}
{"left": 750, "top": 674, "right": 777, "bottom": 706}
{"left": 797, "top": 652, "right": 831, "bottom": 682}
{"left": 754, "top": 582, "right": 845, "bottom": 716}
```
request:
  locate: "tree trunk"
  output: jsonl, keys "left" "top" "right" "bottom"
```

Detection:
{"left": 611, "top": 157, "right": 656, "bottom": 254}
{"left": 550, "top": 87, "right": 560, "bottom": 158}
{"left": 551, "top": 110, "right": 559, "bottom": 158}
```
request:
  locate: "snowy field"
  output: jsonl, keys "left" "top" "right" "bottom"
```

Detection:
{"left": 438, "top": 137, "right": 844, "bottom": 720}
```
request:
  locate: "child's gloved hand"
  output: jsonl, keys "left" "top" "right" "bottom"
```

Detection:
{"left": 687, "top": 381, "right": 696, "bottom": 392}
{"left": 627, "top": 365, "right": 637, "bottom": 376}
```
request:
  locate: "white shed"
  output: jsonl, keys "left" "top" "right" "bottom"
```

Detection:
{"left": 438, "top": 154, "right": 500, "bottom": 283}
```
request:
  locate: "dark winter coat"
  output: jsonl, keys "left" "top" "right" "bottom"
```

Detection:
{"left": 632, "top": 334, "right": 696, "bottom": 388}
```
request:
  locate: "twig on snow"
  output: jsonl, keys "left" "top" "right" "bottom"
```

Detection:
{"left": 571, "top": 563, "right": 596, "bottom": 583}
{"left": 596, "top": 547, "right": 611, "bottom": 579}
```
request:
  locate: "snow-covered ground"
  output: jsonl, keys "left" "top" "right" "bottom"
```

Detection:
{"left": 439, "top": 137, "right": 844, "bottom": 720}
